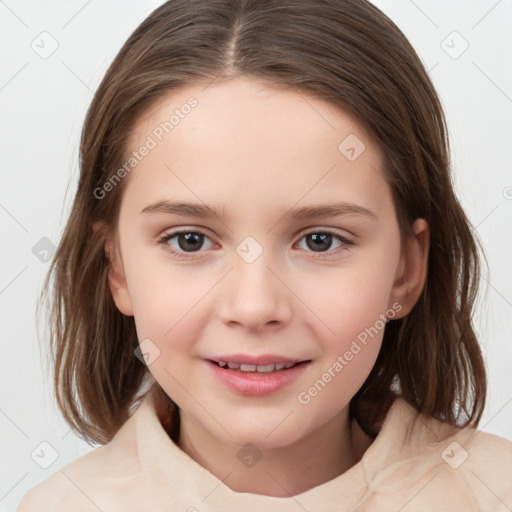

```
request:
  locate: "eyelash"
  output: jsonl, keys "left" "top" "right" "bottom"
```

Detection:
{"left": 157, "top": 228, "right": 354, "bottom": 260}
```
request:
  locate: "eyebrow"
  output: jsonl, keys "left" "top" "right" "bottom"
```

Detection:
{"left": 140, "top": 200, "right": 377, "bottom": 221}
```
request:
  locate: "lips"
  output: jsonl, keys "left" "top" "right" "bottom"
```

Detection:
{"left": 207, "top": 357, "right": 311, "bottom": 396}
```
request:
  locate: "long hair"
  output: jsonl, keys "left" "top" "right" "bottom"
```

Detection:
{"left": 41, "top": 0, "right": 486, "bottom": 444}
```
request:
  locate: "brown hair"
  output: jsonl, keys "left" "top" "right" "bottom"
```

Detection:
{"left": 41, "top": 0, "right": 487, "bottom": 444}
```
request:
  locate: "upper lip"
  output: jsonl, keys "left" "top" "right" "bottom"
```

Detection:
{"left": 208, "top": 354, "right": 310, "bottom": 366}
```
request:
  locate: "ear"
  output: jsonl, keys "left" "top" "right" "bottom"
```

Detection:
{"left": 94, "top": 222, "right": 134, "bottom": 317}
{"left": 388, "top": 218, "right": 429, "bottom": 318}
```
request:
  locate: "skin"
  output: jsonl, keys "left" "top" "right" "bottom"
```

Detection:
{"left": 104, "top": 76, "right": 429, "bottom": 497}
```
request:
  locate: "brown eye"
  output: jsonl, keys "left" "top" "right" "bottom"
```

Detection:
{"left": 296, "top": 230, "right": 353, "bottom": 257}
{"left": 305, "top": 233, "right": 334, "bottom": 252}
{"left": 174, "top": 232, "right": 204, "bottom": 252}
{"left": 158, "top": 230, "right": 214, "bottom": 257}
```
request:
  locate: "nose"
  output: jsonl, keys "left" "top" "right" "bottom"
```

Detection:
{"left": 217, "top": 250, "right": 293, "bottom": 332}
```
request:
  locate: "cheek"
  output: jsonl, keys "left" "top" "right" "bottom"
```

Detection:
{"left": 294, "top": 269, "right": 392, "bottom": 423}
{"left": 301, "top": 277, "right": 386, "bottom": 394}
{"left": 125, "top": 259, "right": 210, "bottom": 396}
{"left": 304, "top": 260, "right": 397, "bottom": 346}
{"left": 294, "top": 246, "right": 399, "bottom": 404}
{"left": 124, "top": 250, "right": 214, "bottom": 349}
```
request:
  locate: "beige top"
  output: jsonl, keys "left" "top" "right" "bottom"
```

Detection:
{"left": 18, "top": 390, "right": 512, "bottom": 511}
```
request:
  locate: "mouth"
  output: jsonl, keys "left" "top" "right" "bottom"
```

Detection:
{"left": 208, "top": 359, "right": 310, "bottom": 373}
{"left": 206, "top": 358, "right": 312, "bottom": 396}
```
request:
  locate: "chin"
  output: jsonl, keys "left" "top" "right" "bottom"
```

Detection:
{"left": 206, "top": 412, "right": 310, "bottom": 451}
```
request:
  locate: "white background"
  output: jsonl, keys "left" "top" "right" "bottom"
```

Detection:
{"left": 1, "top": 1, "right": 511, "bottom": 510}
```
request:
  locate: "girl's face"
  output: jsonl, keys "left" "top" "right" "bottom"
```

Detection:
{"left": 106, "top": 76, "right": 427, "bottom": 449}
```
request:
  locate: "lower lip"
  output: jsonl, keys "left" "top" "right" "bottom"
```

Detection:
{"left": 207, "top": 360, "right": 310, "bottom": 396}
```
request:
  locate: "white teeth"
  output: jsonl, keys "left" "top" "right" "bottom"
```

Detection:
{"left": 215, "top": 361, "right": 299, "bottom": 372}
{"left": 240, "top": 364, "right": 257, "bottom": 372}
{"left": 255, "top": 364, "right": 276, "bottom": 373}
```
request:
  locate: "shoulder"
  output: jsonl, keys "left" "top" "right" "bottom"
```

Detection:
{"left": 426, "top": 427, "right": 512, "bottom": 511}
{"left": 453, "top": 427, "right": 512, "bottom": 508}
{"left": 17, "top": 445, "right": 109, "bottom": 512}
{"left": 368, "top": 398, "right": 512, "bottom": 511}
{"left": 462, "top": 424, "right": 512, "bottom": 463}
{"left": 17, "top": 411, "right": 142, "bottom": 512}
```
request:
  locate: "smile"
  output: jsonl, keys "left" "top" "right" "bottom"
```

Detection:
{"left": 210, "top": 360, "right": 302, "bottom": 372}
{"left": 206, "top": 359, "right": 311, "bottom": 396}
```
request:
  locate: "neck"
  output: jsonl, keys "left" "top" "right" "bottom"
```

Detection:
{"left": 175, "top": 406, "right": 370, "bottom": 497}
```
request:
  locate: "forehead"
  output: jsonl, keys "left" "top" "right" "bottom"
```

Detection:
{"left": 120, "top": 76, "right": 390, "bottom": 221}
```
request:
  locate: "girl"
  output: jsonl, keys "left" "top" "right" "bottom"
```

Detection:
{"left": 19, "top": 0, "right": 512, "bottom": 510}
